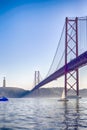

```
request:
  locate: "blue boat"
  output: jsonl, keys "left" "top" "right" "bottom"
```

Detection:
{"left": 0, "top": 96, "right": 8, "bottom": 101}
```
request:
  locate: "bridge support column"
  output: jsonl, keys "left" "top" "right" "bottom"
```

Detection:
{"left": 34, "top": 71, "right": 40, "bottom": 96}
{"left": 34, "top": 71, "right": 40, "bottom": 86}
{"left": 65, "top": 17, "right": 79, "bottom": 98}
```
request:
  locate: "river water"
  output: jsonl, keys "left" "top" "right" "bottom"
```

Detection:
{"left": 0, "top": 98, "right": 87, "bottom": 130}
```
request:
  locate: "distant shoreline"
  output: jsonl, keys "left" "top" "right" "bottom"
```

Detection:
{"left": 0, "top": 87, "right": 87, "bottom": 98}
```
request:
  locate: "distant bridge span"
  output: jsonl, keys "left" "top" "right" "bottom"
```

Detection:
{"left": 31, "top": 51, "right": 87, "bottom": 92}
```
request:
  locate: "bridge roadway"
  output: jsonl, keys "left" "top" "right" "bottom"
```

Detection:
{"left": 31, "top": 51, "right": 87, "bottom": 92}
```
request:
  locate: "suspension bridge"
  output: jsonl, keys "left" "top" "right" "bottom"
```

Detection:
{"left": 31, "top": 16, "right": 87, "bottom": 98}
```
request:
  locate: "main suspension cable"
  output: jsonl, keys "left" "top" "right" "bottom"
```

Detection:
{"left": 46, "top": 23, "right": 65, "bottom": 78}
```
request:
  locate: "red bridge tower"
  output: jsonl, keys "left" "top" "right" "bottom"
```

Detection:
{"left": 65, "top": 17, "right": 79, "bottom": 97}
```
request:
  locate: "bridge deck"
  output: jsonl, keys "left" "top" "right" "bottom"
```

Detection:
{"left": 31, "top": 51, "right": 87, "bottom": 91}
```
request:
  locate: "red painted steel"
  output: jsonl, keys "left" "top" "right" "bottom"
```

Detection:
{"left": 31, "top": 17, "right": 87, "bottom": 93}
{"left": 65, "top": 17, "right": 79, "bottom": 97}
{"left": 31, "top": 51, "right": 87, "bottom": 92}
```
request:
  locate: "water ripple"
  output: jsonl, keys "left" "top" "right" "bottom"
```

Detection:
{"left": 0, "top": 98, "right": 87, "bottom": 129}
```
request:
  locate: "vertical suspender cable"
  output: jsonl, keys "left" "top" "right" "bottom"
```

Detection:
{"left": 46, "top": 23, "right": 65, "bottom": 78}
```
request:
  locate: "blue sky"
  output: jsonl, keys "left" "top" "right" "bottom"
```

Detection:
{"left": 0, "top": 0, "right": 87, "bottom": 90}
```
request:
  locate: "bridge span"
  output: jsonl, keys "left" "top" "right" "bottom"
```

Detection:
{"left": 31, "top": 51, "right": 87, "bottom": 92}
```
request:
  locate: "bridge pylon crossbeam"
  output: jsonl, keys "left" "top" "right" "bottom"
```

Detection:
{"left": 65, "top": 17, "right": 79, "bottom": 98}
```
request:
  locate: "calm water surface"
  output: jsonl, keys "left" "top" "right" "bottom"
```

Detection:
{"left": 0, "top": 98, "right": 87, "bottom": 130}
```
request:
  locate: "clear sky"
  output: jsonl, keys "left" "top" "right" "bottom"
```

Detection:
{"left": 0, "top": 0, "right": 87, "bottom": 90}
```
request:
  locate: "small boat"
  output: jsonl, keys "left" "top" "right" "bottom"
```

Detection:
{"left": 58, "top": 98, "right": 68, "bottom": 102}
{"left": 0, "top": 96, "right": 8, "bottom": 101}
{"left": 58, "top": 89, "right": 69, "bottom": 101}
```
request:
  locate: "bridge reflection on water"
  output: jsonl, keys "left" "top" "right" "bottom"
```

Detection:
{"left": 0, "top": 98, "right": 87, "bottom": 129}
